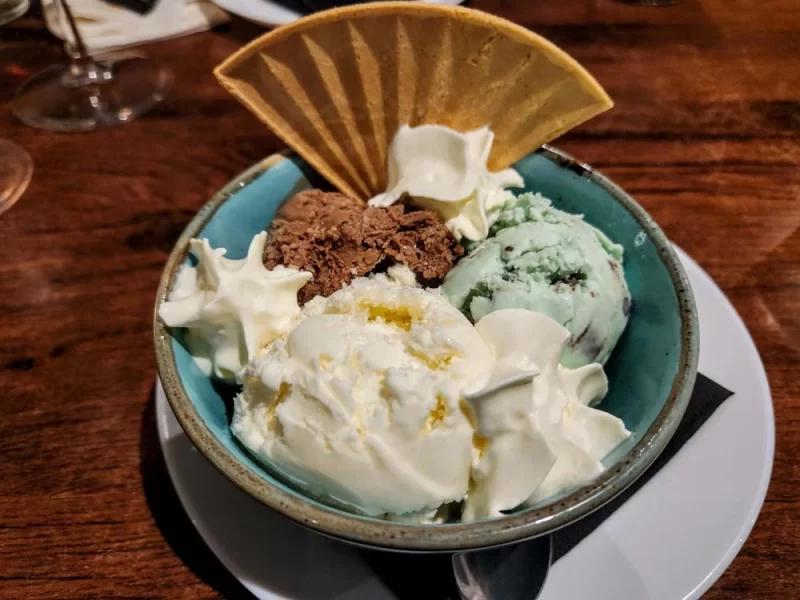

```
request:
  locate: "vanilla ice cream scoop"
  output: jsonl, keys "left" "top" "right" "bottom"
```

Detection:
{"left": 233, "top": 278, "right": 494, "bottom": 517}
{"left": 462, "top": 309, "right": 630, "bottom": 521}
{"left": 158, "top": 232, "right": 311, "bottom": 381}
{"left": 368, "top": 125, "right": 524, "bottom": 242}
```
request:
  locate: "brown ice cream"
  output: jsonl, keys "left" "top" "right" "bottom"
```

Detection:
{"left": 263, "top": 189, "right": 464, "bottom": 304}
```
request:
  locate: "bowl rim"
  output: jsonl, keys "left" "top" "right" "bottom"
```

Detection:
{"left": 154, "top": 146, "right": 699, "bottom": 552}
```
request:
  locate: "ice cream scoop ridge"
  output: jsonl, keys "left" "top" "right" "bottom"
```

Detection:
{"left": 369, "top": 125, "right": 524, "bottom": 242}
{"left": 158, "top": 232, "right": 311, "bottom": 381}
{"left": 462, "top": 309, "right": 630, "bottom": 521}
{"left": 233, "top": 277, "right": 494, "bottom": 517}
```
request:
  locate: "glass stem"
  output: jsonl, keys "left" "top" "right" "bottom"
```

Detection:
{"left": 53, "top": 0, "right": 113, "bottom": 89}
{"left": 55, "top": 0, "right": 90, "bottom": 61}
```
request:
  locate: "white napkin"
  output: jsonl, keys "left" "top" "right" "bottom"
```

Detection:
{"left": 44, "top": 0, "right": 229, "bottom": 53}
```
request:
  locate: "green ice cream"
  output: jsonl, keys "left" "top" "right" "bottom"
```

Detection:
{"left": 442, "top": 193, "right": 630, "bottom": 368}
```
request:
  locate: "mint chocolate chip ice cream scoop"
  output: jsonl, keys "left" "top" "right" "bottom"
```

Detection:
{"left": 442, "top": 193, "right": 630, "bottom": 368}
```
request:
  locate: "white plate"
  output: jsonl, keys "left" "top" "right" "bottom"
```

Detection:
{"left": 211, "top": 0, "right": 466, "bottom": 28}
{"left": 156, "top": 247, "right": 775, "bottom": 600}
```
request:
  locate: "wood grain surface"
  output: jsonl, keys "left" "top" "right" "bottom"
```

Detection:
{"left": 1, "top": 0, "right": 798, "bottom": 598}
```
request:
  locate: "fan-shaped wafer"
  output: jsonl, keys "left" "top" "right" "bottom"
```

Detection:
{"left": 215, "top": 3, "right": 612, "bottom": 201}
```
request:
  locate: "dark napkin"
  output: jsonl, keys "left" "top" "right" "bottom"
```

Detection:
{"left": 299, "top": 0, "right": 372, "bottom": 10}
{"left": 551, "top": 373, "right": 733, "bottom": 561}
{"left": 104, "top": 0, "right": 160, "bottom": 15}
{"left": 360, "top": 373, "right": 734, "bottom": 599}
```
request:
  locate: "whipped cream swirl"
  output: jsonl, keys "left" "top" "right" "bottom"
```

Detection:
{"left": 159, "top": 232, "right": 311, "bottom": 381}
{"left": 463, "top": 309, "right": 630, "bottom": 521}
{"left": 369, "top": 124, "right": 523, "bottom": 242}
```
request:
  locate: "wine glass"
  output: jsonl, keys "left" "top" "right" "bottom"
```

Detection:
{"left": 11, "top": 0, "right": 171, "bottom": 132}
{"left": 0, "top": 140, "right": 33, "bottom": 217}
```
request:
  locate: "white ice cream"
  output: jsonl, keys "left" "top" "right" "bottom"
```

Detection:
{"left": 232, "top": 277, "right": 493, "bottom": 517}
{"left": 159, "top": 232, "right": 311, "bottom": 381}
{"left": 368, "top": 125, "right": 524, "bottom": 242}
{"left": 170, "top": 233, "right": 629, "bottom": 520}
{"left": 462, "top": 309, "right": 630, "bottom": 521}
{"left": 367, "top": 263, "right": 420, "bottom": 289}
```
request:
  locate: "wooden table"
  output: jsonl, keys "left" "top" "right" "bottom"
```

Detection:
{"left": 1, "top": 1, "right": 797, "bottom": 597}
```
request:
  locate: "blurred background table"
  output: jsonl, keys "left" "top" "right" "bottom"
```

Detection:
{"left": 1, "top": 0, "right": 798, "bottom": 598}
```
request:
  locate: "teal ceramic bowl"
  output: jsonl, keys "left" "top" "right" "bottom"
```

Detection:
{"left": 154, "top": 147, "right": 699, "bottom": 552}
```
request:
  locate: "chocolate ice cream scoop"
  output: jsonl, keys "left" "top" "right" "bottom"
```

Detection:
{"left": 264, "top": 189, "right": 463, "bottom": 304}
